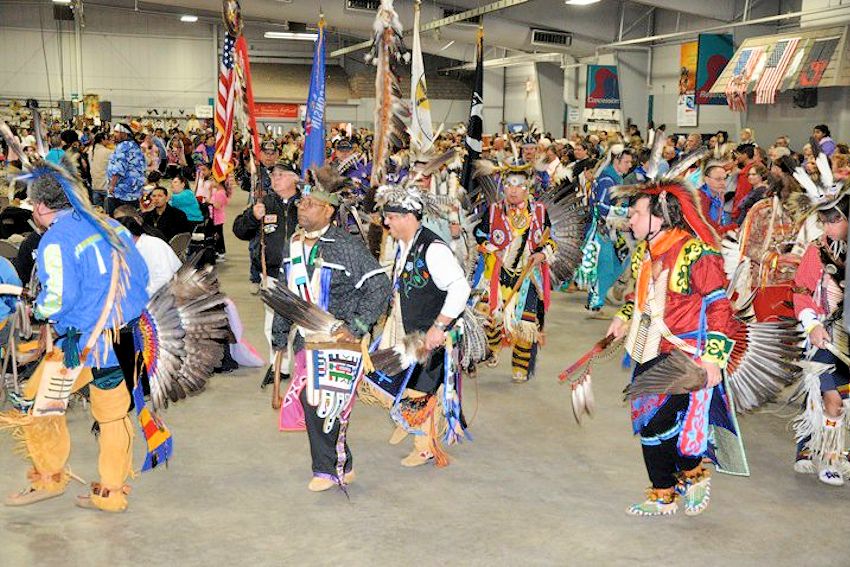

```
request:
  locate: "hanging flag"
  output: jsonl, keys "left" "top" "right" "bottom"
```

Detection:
{"left": 234, "top": 35, "right": 261, "bottom": 163}
{"left": 755, "top": 38, "right": 800, "bottom": 104}
{"left": 460, "top": 27, "right": 484, "bottom": 191}
{"left": 797, "top": 37, "right": 840, "bottom": 88}
{"left": 409, "top": 0, "right": 434, "bottom": 154}
{"left": 301, "top": 17, "right": 327, "bottom": 178}
{"left": 213, "top": 33, "right": 238, "bottom": 182}
{"left": 724, "top": 46, "right": 764, "bottom": 112}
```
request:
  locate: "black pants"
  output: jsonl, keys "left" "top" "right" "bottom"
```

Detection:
{"left": 640, "top": 393, "right": 702, "bottom": 489}
{"left": 299, "top": 386, "right": 352, "bottom": 478}
{"left": 213, "top": 223, "right": 226, "bottom": 254}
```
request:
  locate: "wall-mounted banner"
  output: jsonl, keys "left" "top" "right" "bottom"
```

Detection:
{"left": 677, "top": 41, "right": 698, "bottom": 126}
{"left": 254, "top": 102, "right": 300, "bottom": 119}
{"left": 585, "top": 65, "right": 620, "bottom": 109}
{"left": 679, "top": 41, "right": 698, "bottom": 96}
{"left": 696, "top": 33, "right": 734, "bottom": 105}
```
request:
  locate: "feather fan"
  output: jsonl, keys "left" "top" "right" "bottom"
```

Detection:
{"left": 538, "top": 180, "right": 589, "bottom": 286}
{"left": 625, "top": 349, "right": 707, "bottom": 399}
{"left": 260, "top": 280, "right": 341, "bottom": 336}
{"left": 140, "top": 253, "right": 229, "bottom": 410}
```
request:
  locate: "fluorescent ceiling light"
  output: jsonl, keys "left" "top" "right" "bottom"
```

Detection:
{"left": 180, "top": 15, "right": 198, "bottom": 22}
{"left": 53, "top": 0, "right": 72, "bottom": 4}
{"left": 264, "top": 31, "right": 318, "bottom": 41}
{"left": 565, "top": 0, "right": 600, "bottom": 5}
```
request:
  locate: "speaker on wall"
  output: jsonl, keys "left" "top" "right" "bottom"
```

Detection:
{"left": 100, "top": 101, "right": 112, "bottom": 122}
{"left": 792, "top": 88, "right": 818, "bottom": 109}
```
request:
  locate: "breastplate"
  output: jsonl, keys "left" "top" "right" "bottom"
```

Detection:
{"left": 625, "top": 268, "right": 669, "bottom": 364}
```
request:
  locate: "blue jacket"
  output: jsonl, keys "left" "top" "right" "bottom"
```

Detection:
{"left": 36, "top": 209, "right": 150, "bottom": 368}
{"left": 0, "top": 257, "right": 21, "bottom": 323}
{"left": 592, "top": 164, "right": 624, "bottom": 219}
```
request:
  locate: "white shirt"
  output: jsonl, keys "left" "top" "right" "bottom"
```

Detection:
{"left": 395, "top": 232, "right": 470, "bottom": 321}
{"left": 135, "top": 234, "right": 182, "bottom": 295}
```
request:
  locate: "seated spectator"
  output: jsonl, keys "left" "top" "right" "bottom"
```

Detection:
{"left": 735, "top": 164, "right": 770, "bottom": 225}
{"left": 113, "top": 206, "right": 181, "bottom": 295}
{"left": 12, "top": 231, "right": 41, "bottom": 286}
{"left": 699, "top": 162, "right": 736, "bottom": 233}
{"left": 169, "top": 174, "right": 204, "bottom": 223}
{"left": 141, "top": 186, "right": 189, "bottom": 243}
{"left": 813, "top": 124, "right": 836, "bottom": 157}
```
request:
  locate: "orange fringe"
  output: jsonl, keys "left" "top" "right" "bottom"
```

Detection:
{"left": 429, "top": 411, "right": 450, "bottom": 468}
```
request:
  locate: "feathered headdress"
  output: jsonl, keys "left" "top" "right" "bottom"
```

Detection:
{"left": 367, "top": 0, "right": 411, "bottom": 187}
{"left": 792, "top": 151, "right": 845, "bottom": 213}
{"left": 1, "top": 121, "right": 126, "bottom": 254}
{"left": 612, "top": 179, "right": 719, "bottom": 246}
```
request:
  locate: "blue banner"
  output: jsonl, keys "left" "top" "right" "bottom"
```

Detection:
{"left": 301, "top": 21, "right": 326, "bottom": 178}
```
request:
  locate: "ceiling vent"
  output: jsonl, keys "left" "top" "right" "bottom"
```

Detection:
{"left": 531, "top": 28, "right": 572, "bottom": 48}
{"left": 345, "top": 0, "right": 381, "bottom": 12}
{"left": 441, "top": 8, "right": 482, "bottom": 26}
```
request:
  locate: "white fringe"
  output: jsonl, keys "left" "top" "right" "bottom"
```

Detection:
{"left": 792, "top": 361, "right": 847, "bottom": 466}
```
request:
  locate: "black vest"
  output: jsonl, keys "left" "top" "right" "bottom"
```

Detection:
{"left": 397, "top": 228, "right": 448, "bottom": 333}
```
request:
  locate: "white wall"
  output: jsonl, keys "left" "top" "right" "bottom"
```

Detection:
{"left": 503, "top": 63, "right": 542, "bottom": 129}
{"left": 0, "top": 3, "right": 217, "bottom": 116}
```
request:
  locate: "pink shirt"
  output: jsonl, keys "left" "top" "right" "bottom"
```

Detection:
{"left": 195, "top": 178, "right": 213, "bottom": 202}
{"left": 210, "top": 188, "right": 229, "bottom": 225}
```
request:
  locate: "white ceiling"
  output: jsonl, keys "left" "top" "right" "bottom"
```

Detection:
{"left": 75, "top": 0, "right": 764, "bottom": 61}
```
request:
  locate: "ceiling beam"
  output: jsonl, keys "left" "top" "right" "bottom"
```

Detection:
{"left": 329, "top": 0, "right": 531, "bottom": 58}
{"left": 628, "top": 0, "right": 737, "bottom": 23}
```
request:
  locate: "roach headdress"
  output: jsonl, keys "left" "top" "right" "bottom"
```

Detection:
{"left": 612, "top": 179, "right": 719, "bottom": 247}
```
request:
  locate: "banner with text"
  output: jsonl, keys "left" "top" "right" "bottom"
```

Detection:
{"left": 696, "top": 33, "right": 734, "bottom": 105}
{"left": 585, "top": 65, "right": 620, "bottom": 109}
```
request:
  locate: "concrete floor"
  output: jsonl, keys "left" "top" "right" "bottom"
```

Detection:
{"left": 1, "top": 198, "right": 848, "bottom": 566}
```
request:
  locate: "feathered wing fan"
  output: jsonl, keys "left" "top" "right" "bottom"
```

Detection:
{"left": 724, "top": 319, "right": 804, "bottom": 412}
{"left": 261, "top": 280, "right": 419, "bottom": 376}
{"left": 369, "top": 332, "right": 427, "bottom": 376}
{"left": 139, "top": 254, "right": 229, "bottom": 411}
{"left": 260, "top": 280, "right": 341, "bottom": 337}
{"left": 625, "top": 349, "right": 707, "bottom": 398}
{"left": 538, "top": 179, "right": 589, "bottom": 286}
{"left": 624, "top": 319, "right": 803, "bottom": 410}
{"left": 368, "top": 0, "right": 411, "bottom": 186}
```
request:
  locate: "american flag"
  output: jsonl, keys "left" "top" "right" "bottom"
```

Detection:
{"left": 725, "top": 47, "right": 764, "bottom": 111}
{"left": 755, "top": 38, "right": 799, "bottom": 104}
{"left": 213, "top": 33, "right": 237, "bottom": 182}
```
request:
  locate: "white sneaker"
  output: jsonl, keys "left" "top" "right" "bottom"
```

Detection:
{"left": 794, "top": 457, "right": 816, "bottom": 474}
{"left": 818, "top": 467, "right": 845, "bottom": 486}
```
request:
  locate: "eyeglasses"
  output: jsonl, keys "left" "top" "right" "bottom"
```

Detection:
{"left": 707, "top": 176, "right": 727, "bottom": 182}
{"left": 297, "top": 198, "right": 327, "bottom": 209}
